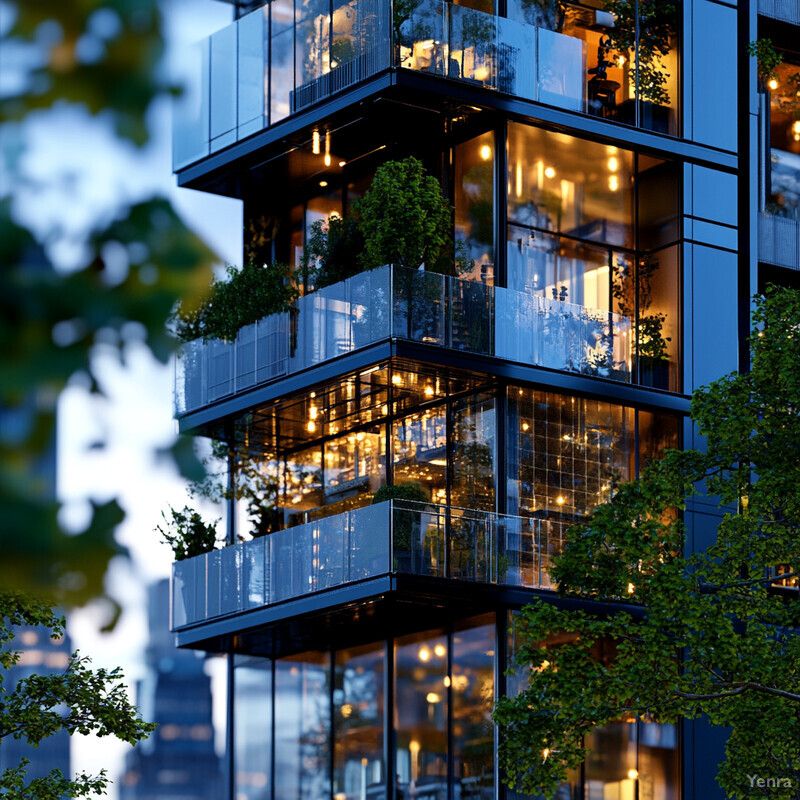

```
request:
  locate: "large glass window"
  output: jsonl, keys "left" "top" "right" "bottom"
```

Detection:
{"left": 395, "top": 630, "right": 449, "bottom": 800}
{"left": 506, "top": 388, "right": 635, "bottom": 520}
{"left": 393, "top": 407, "right": 448, "bottom": 506}
{"left": 507, "top": 124, "right": 635, "bottom": 251}
{"left": 455, "top": 133, "right": 496, "bottom": 284}
{"left": 452, "top": 615, "right": 495, "bottom": 800}
{"left": 234, "top": 656, "right": 272, "bottom": 800}
{"left": 270, "top": 0, "right": 295, "bottom": 124}
{"left": 506, "top": 123, "right": 681, "bottom": 391}
{"left": 451, "top": 393, "right": 496, "bottom": 512}
{"left": 334, "top": 643, "right": 386, "bottom": 800}
{"left": 274, "top": 651, "right": 331, "bottom": 800}
{"left": 767, "top": 53, "right": 800, "bottom": 216}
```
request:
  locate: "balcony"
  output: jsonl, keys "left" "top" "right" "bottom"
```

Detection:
{"left": 173, "top": 0, "right": 679, "bottom": 170}
{"left": 171, "top": 499, "right": 566, "bottom": 630}
{"left": 758, "top": 0, "right": 800, "bottom": 25}
{"left": 174, "top": 265, "right": 632, "bottom": 417}
{"left": 759, "top": 212, "right": 800, "bottom": 270}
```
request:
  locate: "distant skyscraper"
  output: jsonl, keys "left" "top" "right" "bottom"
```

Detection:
{"left": 0, "top": 623, "right": 72, "bottom": 784}
{"left": 120, "top": 579, "right": 223, "bottom": 800}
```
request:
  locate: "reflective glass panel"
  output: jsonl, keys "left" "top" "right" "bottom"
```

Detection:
{"left": 323, "top": 426, "right": 386, "bottom": 514}
{"left": 271, "top": 0, "right": 295, "bottom": 124}
{"left": 333, "top": 643, "right": 386, "bottom": 800}
{"left": 506, "top": 387, "right": 634, "bottom": 520}
{"left": 455, "top": 132, "right": 495, "bottom": 284}
{"left": 393, "top": 407, "right": 448, "bottom": 506}
{"left": 507, "top": 123, "right": 634, "bottom": 253}
{"left": 274, "top": 651, "right": 331, "bottom": 800}
{"left": 451, "top": 394, "right": 495, "bottom": 512}
{"left": 234, "top": 656, "right": 272, "bottom": 800}
{"left": 394, "top": 630, "right": 448, "bottom": 800}
{"left": 452, "top": 615, "right": 495, "bottom": 800}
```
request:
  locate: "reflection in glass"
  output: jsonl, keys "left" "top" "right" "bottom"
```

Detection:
{"left": 324, "top": 427, "right": 386, "bottom": 513}
{"left": 506, "top": 387, "right": 634, "bottom": 520}
{"left": 452, "top": 616, "right": 495, "bottom": 800}
{"left": 296, "top": 0, "right": 331, "bottom": 91}
{"left": 280, "top": 446, "right": 324, "bottom": 526}
{"left": 395, "top": 631, "right": 448, "bottom": 800}
{"left": 393, "top": 407, "right": 447, "bottom": 506}
{"left": 451, "top": 394, "right": 495, "bottom": 512}
{"left": 334, "top": 643, "right": 386, "bottom": 800}
{"left": 507, "top": 123, "right": 634, "bottom": 251}
{"left": 271, "top": 0, "right": 295, "bottom": 124}
{"left": 234, "top": 656, "right": 272, "bottom": 800}
{"left": 275, "top": 652, "right": 331, "bottom": 800}
{"left": 455, "top": 133, "right": 495, "bottom": 284}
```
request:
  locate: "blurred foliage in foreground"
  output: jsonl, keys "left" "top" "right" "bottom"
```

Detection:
{"left": 0, "top": 0, "right": 217, "bottom": 616}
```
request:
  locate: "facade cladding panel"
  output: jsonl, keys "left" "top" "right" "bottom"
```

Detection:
{"left": 166, "top": 0, "right": 784, "bottom": 797}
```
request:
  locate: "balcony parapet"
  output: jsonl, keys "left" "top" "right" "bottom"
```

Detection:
{"left": 174, "top": 265, "right": 632, "bottom": 417}
{"left": 171, "top": 499, "right": 567, "bottom": 631}
{"left": 759, "top": 212, "right": 800, "bottom": 271}
{"left": 758, "top": 0, "right": 800, "bottom": 25}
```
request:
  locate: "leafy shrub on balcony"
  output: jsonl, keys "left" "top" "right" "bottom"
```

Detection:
{"left": 373, "top": 481, "right": 430, "bottom": 559}
{"left": 158, "top": 506, "right": 220, "bottom": 561}
{"left": 356, "top": 156, "right": 455, "bottom": 273}
{"left": 173, "top": 261, "right": 298, "bottom": 342}
{"left": 301, "top": 214, "right": 365, "bottom": 290}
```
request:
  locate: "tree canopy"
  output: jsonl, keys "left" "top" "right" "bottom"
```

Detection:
{"left": 0, "top": 593, "right": 157, "bottom": 797}
{"left": 495, "top": 287, "right": 800, "bottom": 800}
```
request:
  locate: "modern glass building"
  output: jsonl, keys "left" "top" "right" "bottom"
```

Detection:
{"left": 169, "top": 1, "right": 797, "bottom": 798}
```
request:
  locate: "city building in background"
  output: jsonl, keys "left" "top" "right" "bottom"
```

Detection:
{"left": 165, "top": 1, "right": 800, "bottom": 798}
{"left": 0, "top": 623, "right": 72, "bottom": 784}
{"left": 120, "top": 580, "right": 222, "bottom": 800}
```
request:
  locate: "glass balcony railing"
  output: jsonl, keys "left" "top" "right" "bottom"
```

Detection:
{"left": 171, "top": 499, "right": 568, "bottom": 630}
{"left": 173, "top": 0, "right": 679, "bottom": 169}
{"left": 758, "top": 0, "right": 800, "bottom": 25}
{"left": 174, "top": 265, "right": 632, "bottom": 416}
{"left": 759, "top": 212, "right": 800, "bottom": 270}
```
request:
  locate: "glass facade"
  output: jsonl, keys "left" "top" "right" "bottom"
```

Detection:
{"left": 228, "top": 364, "right": 679, "bottom": 531}
{"left": 174, "top": 0, "right": 683, "bottom": 169}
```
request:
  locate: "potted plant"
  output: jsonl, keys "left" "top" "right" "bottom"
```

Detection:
{"left": 158, "top": 505, "right": 220, "bottom": 561}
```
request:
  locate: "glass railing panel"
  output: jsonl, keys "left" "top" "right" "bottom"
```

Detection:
{"left": 207, "top": 339, "right": 234, "bottom": 402}
{"left": 235, "top": 323, "right": 257, "bottom": 392}
{"left": 316, "top": 514, "right": 348, "bottom": 592}
{"left": 220, "top": 544, "right": 243, "bottom": 616}
{"left": 237, "top": 8, "right": 268, "bottom": 139}
{"left": 206, "top": 549, "right": 224, "bottom": 619}
{"left": 349, "top": 502, "right": 392, "bottom": 579}
{"left": 270, "top": 0, "right": 295, "bottom": 124}
{"left": 209, "top": 23, "right": 238, "bottom": 152}
{"left": 255, "top": 312, "right": 290, "bottom": 383}
{"left": 536, "top": 26, "right": 586, "bottom": 112}
{"left": 447, "top": 276, "right": 492, "bottom": 354}
{"left": 448, "top": 5, "right": 496, "bottom": 90}
{"left": 397, "top": 0, "right": 446, "bottom": 75}
{"left": 268, "top": 526, "right": 296, "bottom": 603}
{"left": 496, "top": 16, "right": 536, "bottom": 101}
{"left": 172, "top": 555, "right": 205, "bottom": 628}
{"left": 173, "top": 38, "right": 210, "bottom": 171}
{"left": 392, "top": 268, "right": 446, "bottom": 345}
{"left": 242, "top": 536, "right": 267, "bottom": 610}
{"left": 351, "top": 265, "right": 391, "bottom": 344}
{"left": 448, "top": 508, "right": 492, "bottom": 582}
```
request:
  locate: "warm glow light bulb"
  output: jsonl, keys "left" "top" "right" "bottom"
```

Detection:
{"left": 418, "top": 647, "right": 431, "bottom": 662}
{"left": 522, "top": 422, "right": 530, "bottom": 431}
{"left": 312, "top": 129, "right": 320, "bottom": 154}
{"left": 480, "top": 144, "right": 492, "bottom": 161}
{"left": 609, "top": 175, "right": 619, "bottom": 192}
{"left": 628, "top": 769, "right": 639, "bottom": 781}
{"left": 424, "top": 385, "right": 434, "bottom": 397}
{"left": 608, "top": 156, "right": 619, "bottom": 172}
{"left": 307, "top": 421, "right": 316, "bottom": 433}
{"left": 769, "top": 78, "right": 778, "bottom": 90}
{"left": 434, "top": 644, "right": 446, "bottom": 657}
{"left": 556, "top": 495, "right": 566, "bottom": 506}
{"left": 544, "top": 166, "right": 556, "bottom": 179}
